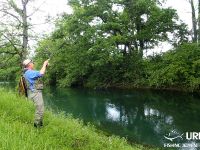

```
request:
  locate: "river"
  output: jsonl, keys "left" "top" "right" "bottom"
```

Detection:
{"left": 42, "top": 87, "right": 200, "bottom": 149}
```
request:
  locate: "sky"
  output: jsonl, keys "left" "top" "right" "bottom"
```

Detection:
{"left": 165, "top": 0, "right": 193, "bottom": 29}
{"left": 29, "top": 0, "right": 73, "bottom": 35}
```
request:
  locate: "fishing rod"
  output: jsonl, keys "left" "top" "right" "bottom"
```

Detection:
{"left": 42, "top": 40, "right": 69, "bottom": 60}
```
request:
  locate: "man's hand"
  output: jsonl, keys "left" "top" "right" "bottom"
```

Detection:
{"left": 43, "top": 59, "right": 49, "bottom": 67}
{"left": 40, "top": 59, "right": 49, "bottom": 75}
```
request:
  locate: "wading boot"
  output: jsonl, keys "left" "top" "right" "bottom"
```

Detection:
{"left": 34, "top": 121, "right": 43, "bottom": 128}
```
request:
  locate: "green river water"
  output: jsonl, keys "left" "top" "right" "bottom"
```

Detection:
{"left": 43, "top": 87, "right": 200, "bottom": 149}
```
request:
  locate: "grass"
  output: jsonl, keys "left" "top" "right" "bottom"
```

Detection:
{"left": 0, "top": 88, "right": 157, "bottom": 150}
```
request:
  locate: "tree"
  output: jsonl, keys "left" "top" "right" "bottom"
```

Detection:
{"left": 0, "top": 0, "right": 30, "bottom": 65}
{"left": 0, "top": 0, "right": 48, "bottom": 67}
{"left": 198, "top": 0, "right": 200, "bottom": 42}
{"left": 35, "top": 0, "right": 189, "bottom": 88}
{"left": 189, "top": 0, "right": 197, "bottom": 42}
{"left": 188, "top": 0, "right": 200, "bottom": 43}
{"left": 0, "top": 0, "right": 48, "bottom": 80}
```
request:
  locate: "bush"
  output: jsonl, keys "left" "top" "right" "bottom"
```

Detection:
{"left": 147, "top": 43, "right": 200, "bottom": 91}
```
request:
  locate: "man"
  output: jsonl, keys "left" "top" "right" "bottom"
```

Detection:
{"left": 23, "top": 59, "right": 49, "bottom": 128}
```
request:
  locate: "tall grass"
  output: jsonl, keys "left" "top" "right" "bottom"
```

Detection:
{"left": 0, "top": 88, "right": 156, "bottom": 150}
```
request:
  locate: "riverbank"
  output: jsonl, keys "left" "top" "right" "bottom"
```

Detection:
{"left": 0, "top": 88, "right": 157, "bottom": 150}
{"left": 86, "top": 83, "right": 196, "bottom": 93}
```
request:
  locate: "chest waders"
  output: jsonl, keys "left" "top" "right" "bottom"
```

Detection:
{"left": 24, "top": 75, "right": 44, "bottom": 127}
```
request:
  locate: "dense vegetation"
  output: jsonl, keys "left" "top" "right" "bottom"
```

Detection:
{"left": 0, "top": 88, "right": 153, "bottom": 150}
{"left": 34, "top": 0, "right": 200, "bottom": 92}
{"left": 0, "top": 43, "right": 21, "bottom": 81}
{"left": 146, "top": 43, "right": 200, "bottom": 91}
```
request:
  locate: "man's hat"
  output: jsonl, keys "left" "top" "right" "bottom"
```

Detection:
{"left": 23, "top": 59, "right": 32, "bottom": 66}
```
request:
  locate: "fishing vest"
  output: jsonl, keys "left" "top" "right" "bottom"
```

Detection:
{"left": 33, "top": 78, "right": 44, "bottom": 90}
{"left": 23, "top": 70, "right": 44, "bottom": 91}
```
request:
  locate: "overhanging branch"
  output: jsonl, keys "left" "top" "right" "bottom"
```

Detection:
{"left": 2, "top": 33, "right": 20, "bottom": 53}
{"left": 0, "top": 9, "right": 22, "bottom": 23}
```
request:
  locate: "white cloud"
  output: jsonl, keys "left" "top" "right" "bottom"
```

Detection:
{"left": 29, "top": 0, "right": 73, "bottom": 35}
{"left": 164, "top": 0, "right": 195, "bottom": 30}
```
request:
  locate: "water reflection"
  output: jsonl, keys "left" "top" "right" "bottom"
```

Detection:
{"left": 106, "top": 103, "right": 120, "bottom": 122}
{"left": 0, "top": 82, "right": 16, "bottom": 90}
{"left": 43, "top": 87, "right": 200, "bottom": 148}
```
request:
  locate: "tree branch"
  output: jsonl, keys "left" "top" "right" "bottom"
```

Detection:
{"left": 27, "top": 1, "right": 46, "bottom": 17}
{"left": 8, "top": 0, "right": 23, "bottom": 16}
{"left": 0, "top": 50, "right": 18, "bottom": 55}
{"left": 0, "top": 9, "right": 22, "bottom": 23}
{"left": 2, "top": 33, "right": 20, "bottom": 53}
{"left": 0, "top": 54, "right": 17, "bottom": 69}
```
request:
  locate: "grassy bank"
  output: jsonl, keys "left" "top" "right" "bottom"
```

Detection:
{"left": 0, "top": 88, "right": 156, "bottom": 150}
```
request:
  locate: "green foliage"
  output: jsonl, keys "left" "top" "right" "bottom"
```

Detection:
{"left": 0, "top": 33, "right": 22, "bottom": 81}
{"left": 35, "top": 0, "right": 187, "bottom": 89}
{"left": 0, "top": 88, "right": 152, "bottom": 150}
{"left": 0, "top": 51, "right": 21, "bottom": 81}
{"left": 147, "top": 43, "right": 200, "bottom": 91}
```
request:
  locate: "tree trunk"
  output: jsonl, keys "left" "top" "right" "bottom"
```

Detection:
{"left": 190, "top": 0, "right": 197, "bottom": 42}
{"left": 198, "top": 0, "right": 200, "bottom": 43}
{"left": 22, "top": 0, "right": 28, "bottom": 61}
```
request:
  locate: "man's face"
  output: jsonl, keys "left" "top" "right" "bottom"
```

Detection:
{"left": 28, "top": 62, "right": 34, "bottom": 69}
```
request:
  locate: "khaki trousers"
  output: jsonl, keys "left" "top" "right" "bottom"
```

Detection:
{"left": 28, "top": 90, "right": 44, "bottom": 125}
